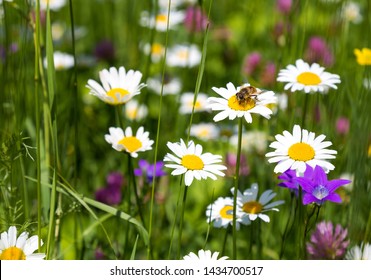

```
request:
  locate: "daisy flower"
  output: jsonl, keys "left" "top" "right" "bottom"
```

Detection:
{"left": 205, "top": 197, "right": 245, "bottom": 229}
{"left": 0, "top": 226, "right": 45, "bottom": 260}
{"left": 43, "top": 51, "right": 74, "bottom": 70}
{"left": 233, "top": 183, "right": 284, "bottom": 223}
{"left": 277, "top": 59, "right": 341, "bottom": 93}
{"left": 38, "top": 0, "right": 66, "bottom": 11}
{"left": 346, "top": 243, "right": 371, "bottom": 260}
{"left": 105, "top": 127, "right": 154, "bottom": 158}
{"left": 163, "top": 139, "right": 227, "bottom": 186}
{"left": 208, "top": 82, "right": 276, "bottom": 123}
{"left": 342, "top": 1, "right": 363, "bottom": 24}
{"left": 190, "top": 123, "right": 220, "bottom": 141}
{"left": 265, "top": 124, "right": 337, "bottom": 174}
{"left": 147, "top": 74, "right": 182, "bottom": 96}
{"left": 86, "top": 66, "right": 146, "bottom": 105}
{"left": 124, "top": 100, "right": 148, "bottom": 121}
{"left": 179, "top": 92, "right": 209, "bottom": 114}
{"left": 166, "top": 44, "right": 201, "bottom": 68}
{"left": 140, "top": 10, "right": 185, "bottom": 32}
{"left": 183, "top": 249, "right": 228, "bottom": 260}
{"left": 142, "top": 42, "right": 165, "bottom": 63}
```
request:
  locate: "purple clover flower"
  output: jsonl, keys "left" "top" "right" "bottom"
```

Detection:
{"left": 296, "top": 165, "right": 351, "bottom": 205}
{"left": 134, "top": 159, "right": 166, "bottom": 183}
{"left": 306, "top": 221, "right": 349, "bottom": 259}
{"left": 184, "top": 6, "right": 209, "bottom": 33}
{"left": 95, "top": 172, "right": 124, "bottom": 205}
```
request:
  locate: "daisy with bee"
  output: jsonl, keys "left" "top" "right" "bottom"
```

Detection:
{"left": 207, "top": 82, "right": 277, "bottom": 123}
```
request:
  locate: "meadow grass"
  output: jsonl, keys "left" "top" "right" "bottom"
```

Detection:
{"left": 0, "top": 0, "right": 370, "bottom": 260}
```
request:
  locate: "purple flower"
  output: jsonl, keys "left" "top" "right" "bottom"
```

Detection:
{"left": 306, "top": 221, "right": 349, "bottom": 259}
{"left": 224, "top": 153, "right": 250, "bottom": 177}
{"left": 296, "top": 165, "right": 351, "bottom": 205}
{"left": 304, "top": 36, "right": 334, "bottom": 67}
{"left": 276, "top": 0, "right": 292, "bottom": 14}
{"left": 260, "top": 62, "right": 277, "bottom": 87}
{"left": 94, "top": 39, "right": 115, "bottom": 62}
{"left": 242, "top": 52, "right": 262, "bottom": 76}
{"left": 336, "top": 117, "right": 350, "bottom": 135}
{"left": 184, "top": 6, "right": 209, "bottom": 33}
{"left": 134, "top": 159, "right": 166, "bottom": 183}
{"left": 95, "top": 172, "right": 124, "bottom": 205}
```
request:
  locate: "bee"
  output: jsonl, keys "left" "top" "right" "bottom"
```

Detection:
{"left": 235, "top": 85, "right": 261, "bottom": 105}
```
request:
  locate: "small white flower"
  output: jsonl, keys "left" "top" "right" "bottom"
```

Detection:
{"left": 166, "top": 44, "right": 201, "bottom": 68}
{"left": 190, "top": 123, "right": 220, "bottom": 141}
{"left": 233, "top": 184, "right": 284, "bottom": 223}
{"left": 277, "top": 59, "right": 341, "bottom": 93}
{"left": 140, "top": 10, "right": 185, "bottom": 31}
{"left": 86, "top": 66, "right": 146, "bottom": 105}
{"left": 105, "top": 126, "right": 154, "bottom": 158}
{"left": 147, "top": 75, "right": 182, "bottom": 96}
{"left": 206, "top": 197, "right": 245, "bottom": 229}
{"left": 230, "top": 130, "right": 268, "bottom": 154}
{"left": 163, "top": 139, "right": 227, "bottom": 186}
{"left": 142, "top": 42, "right": 165, "bottom": 63}
{"left": 158, "top": 0, "right": 197, "bottom": 10}
{"left": 183, "top": 249, "right": 228, "bottom": 261}
{"left": 346, "top": 243, "right": 371, "bottom": 260}
{"left": 43, "top": 51, "right": 74, "bottom": 70}
{"left": 124, "top": 100, "right": 148, "bottom": 121}
{"left": 265, "top": 124, "right": 337, "bottom": 174}
{"left": 208, "top": 82, "right": 276, "bottom": 123}
{"left": 38, "top": 0, "right": 67, "bottom": 11}
{"left": 179, "top": 92, "right": 209, "bottom": 114}
{"left": 342, "top": 2, "right": 363, "bottom": 24}
{"left": 0, "top": 226, "right": 45, "bottom": 260}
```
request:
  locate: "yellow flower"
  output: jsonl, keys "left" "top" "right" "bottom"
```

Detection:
{"left": 354, "top": 48, "right": 371, "bottom": 65}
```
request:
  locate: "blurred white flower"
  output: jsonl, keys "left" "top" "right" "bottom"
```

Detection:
{"left": 43, "top": 51, "right": 74, "bottom": 70}
{"left": 179, "top": 92, "right": 209, "bottom": 114}
{"left": 166, "top": 44, "right": 201, "bottom": 68}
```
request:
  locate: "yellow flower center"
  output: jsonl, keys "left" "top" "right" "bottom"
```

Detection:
{"left": 288, "top": 142, "right": 315, "bottom": 161}
{"left": 127, "top": 108, "right": 138, "bottom": 120}
{"left": 177, "top": 50, "right": 189, "bottom": 60}
{"left": 106, "top": 88, "right": 130, "bottom": 104}
{"left": 228, "top": 95, "right": 256, "bottom": 111}
{"left": 152, "top": 43, "right": 164, "bottom": 55}
{"left": 118, "top": 136, "right": 142, "bottom": 153}
{"left": 296, "top": 72, "right": 321, "bottom": 85}
{"left": 0, "top": 247, "right": 26, "bottom": 260}
{"left": 181, "top": 154, "right": 204, "bottom": 170}
{"left": 198, "top": 128, "right": 210, "bottom": 138}
{"left": 219, "top": 205, "right": 234, "bottom": 219}
{"left": 156, "top": 14, "right": 168, "bottom": 23}
{"left": 242, "top": 201, "right": 263, "bottom": 214}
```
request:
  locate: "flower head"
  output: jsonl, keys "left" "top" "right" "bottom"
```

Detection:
{"left": 142, "top": 42, "right": 165, "bottom": 63}
{"left": 277, "top": 59, "right": 341, "bottom": 93}
{"left": 147, "top": 74, "right": 182, "bottom": 96}
{"left": 94, "top": 39, "right": 115, "bottom": 62}
{"left": 163, "top": 139, "right": 227, "bottom": 186}
{"left": 0, "top": 226, "right": 45, "bottom": 260}
{"left": 86, "top": 66, "right": 146, "bottom": 105}
{"left": 140, "top": 10, "right": 185, "bottom": 32}
{"left": 306, "top": 221, "right": 349, "bottom": 259}
{"left": 265, "top": 124, "right": 337, "bottom": 173}
{"left": 296, "top": 165, "right": 351, "bottom": 205}
{"left": 354, "top": 48, "right": 371, "bottom": 65}
{"left": 304, "top": 36, "right": 334, "bottom": 67}
{"left": 208, "top": 82, "right": 276, "bottom": 123}
{"left": 38, "top": 0, "right": 66, "bottom": 11}
{"left": 346, "top": 243, "right": 371, "bottom": 260}
{"left": 95, "top": 172, "right": 124, "bottom": 205}
{"left": 205, "top": 197, "right": 245, "bottom": 229}
{"left": 166, "top": 44, "right": 201, "bottom": 67}
{"left": 125, "top": 100, "right": 148, "bottom": 121}
{"left": 184, "top": 6, "right": 209, "bottom": 32}
{"left": 43, "top": 51, "right": 74, "bottom": 70}
{"left": 233, "top": 184, "right": 284, "bottom": 223}
{"left": 183, "top": 249, "right": 228, "bottom": 260}
{"left": 105, "top": 127, "right": 154, "bottom": 158}
{"left": 190, "top": 123, "right": 220, "bottom": 141}
{"left": 179, "top": 92, "right": 209, "bottom": 114}
{"left": 342, "top": 2, "right": 362, "bottom": 24}
{"left": 224, "top": 153, "right": 250, "bottom": 177}
{"left": 335, "top": 117, "right": 350, "bottom": 135}
{"left": 134, "top": 159, "right": 166, "bottom": 183}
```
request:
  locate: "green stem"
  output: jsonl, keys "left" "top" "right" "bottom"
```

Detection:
{"left": 177, "top": 183, "right": 188, "bottom": 259}
{"left": 232, "top": 118, "right": 243, "bottom": 259}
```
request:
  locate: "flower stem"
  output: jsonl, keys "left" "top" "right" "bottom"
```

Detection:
{"left": 177, "top": 183, "right": 189, "bottom": 259}
{"left": 232, "top": 118, "right": 243, "bottom": 259}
